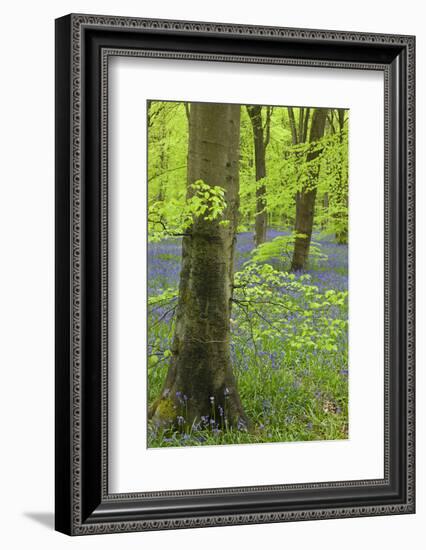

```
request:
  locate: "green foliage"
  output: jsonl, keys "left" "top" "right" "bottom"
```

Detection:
{"left": 147, "top": 287, "right": 178, "bottom": 371}
{"left": 316, "top": 122, "right": 349, "bottom": 241}
{"left": 248, "top": 233, "right": 328, "bottom": 270}
{"left": 148, "top": 180, "right": 227, "bottom": 241}
{"left": 239, "top": 120, "right": 349, "bottom": 241}
{"left": 148, "top": 287, "right": 178, "bottom": 307}
{"left": 146, "top": 101, "right": 349, "bottom": 447}
{"left": 147, "top": 260, "right": 348, "bottom": 447}
{"left": 233, "top": 263, "right": 347, "bottom": 354}
{"left": 148, "top": 101, "right": 349, "bottom": 243}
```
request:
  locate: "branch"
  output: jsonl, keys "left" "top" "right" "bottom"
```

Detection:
{"left": 263, "top": 106, "right": 273, "bottom": 148}
{"left": 287, "top": 107, "right": 298, "bottom": 145}
{"left": 327, "top": 111, "right": 336, "bottom": 134}
{"left": 149, "top": 304, "right": 178, "bottom": 329}
{"left": 232, "top": 299, "right": 259, "bottom": 363}
{"left": 184, "top": 103, "right": 190, "bottom": 124}
{"left": 148, "top": 165, "right": 186, "bottom": 183}
{"left": 148, "top": 217, "right": 192, "bottom": 237}
{"left": 233, "top": 297, "right": 304, "bottom": 313}
{"left": 298, "top": 107, "right": 304, "bottom": 144}
{"left": 302, "top": 108, "right": 311, "bottom": 142}
{"left": 148, "top": 296, "right": 178, "bottom": 313}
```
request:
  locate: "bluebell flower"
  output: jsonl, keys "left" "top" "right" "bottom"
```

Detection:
{"left": 237, "top": 418, "right": 247, "bottom": 431}
{"left": 262, "top": 399, "right": 271, "bottom": 411}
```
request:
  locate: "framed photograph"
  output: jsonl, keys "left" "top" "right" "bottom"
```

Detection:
{"left": 55, "top": 14, "right": 415, "bottom": 535}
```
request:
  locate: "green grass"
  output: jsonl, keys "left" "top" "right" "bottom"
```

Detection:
{"left": 147, "top": 231, "right": 348, "bottom": 448}
{"left": 147, "top": 336, "right": 348, "bottom": 448}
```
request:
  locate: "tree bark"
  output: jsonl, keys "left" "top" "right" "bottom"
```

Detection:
{"left": 291, "top": 108, "right": 328, "bottom": 271}
{"left": 149, "top": 103, "right": 249, "bottom": 431}
{"left": 247, "top": 105, "right": 270, "bottom": 247}
{"left": 302, "top": 108, "right": 311, "bottom": 143}
{"left": 287, "top": 107, "right": 298, "bottom": 145}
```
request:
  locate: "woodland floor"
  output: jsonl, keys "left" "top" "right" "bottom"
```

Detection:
{"left": 147, "top": 229, "right": 349, "bottom": 448}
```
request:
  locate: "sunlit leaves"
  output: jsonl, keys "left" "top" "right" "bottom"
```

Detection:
{"left": 148, "top": 101, "right": 349, "bottom": 246}
{"left": 249, "top": 233, "right": 328, "bottom": 270}
{"left": 148, "top": 180, "right": 227, "bottom": 241}
{"left": 148, "top": 287, "right": 178, "bottom": 307}
{"left": 232, "top": 263, "right": 348, "bottom": 355}
{"left": 146, "top": 102, "right": 349, "bottom": 446}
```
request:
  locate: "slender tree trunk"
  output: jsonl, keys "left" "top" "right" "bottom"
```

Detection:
{"left": 287, "top": 107, "right": 298, "bottom": 145}
{"left": 184, "top": 102, "right": 190, "bottom": 124}
{"left": 247, "top": 105, "right": 270, "bottom": 246}
{"left": 302, "top": 108, "right": 311, "bottom": 142}
{"left": 323, "top": 192, "right": 329, "bottom": 229}
{"left": 150, "top": 103, "right": 248, "bottom": 430}
{"left": 291, "top": 108, "right": 328, "bottom": 271}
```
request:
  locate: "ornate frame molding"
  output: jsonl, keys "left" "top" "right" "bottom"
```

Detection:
{"left": 55, "top": 14, "right": 415, "bottom": 536}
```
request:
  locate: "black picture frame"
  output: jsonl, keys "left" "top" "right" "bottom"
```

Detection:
{"left": 55, "top": 13, "right": 415, "bottom": 536}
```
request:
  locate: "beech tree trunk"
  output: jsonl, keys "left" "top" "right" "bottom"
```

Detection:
{"left": 247, "top": 105, "right": 270, "bottom": 247}
{"left": 149, "top": 103, "right": 248, "bottom": 430}
{"left": 291, "top": 108, "right": 328, "bottom": 271}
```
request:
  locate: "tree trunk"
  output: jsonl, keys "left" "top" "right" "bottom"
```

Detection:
{"left": 291, "top": 108, "right": 328, "bottom": 271}
{"left": 247, "top": 105, "right": 268, "bottom": 246}
{"left": 149, "top": 103, "right": 249, "bottom": 431}
{"left": 322, "top": 192, "right": 329, "bottom": 229}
